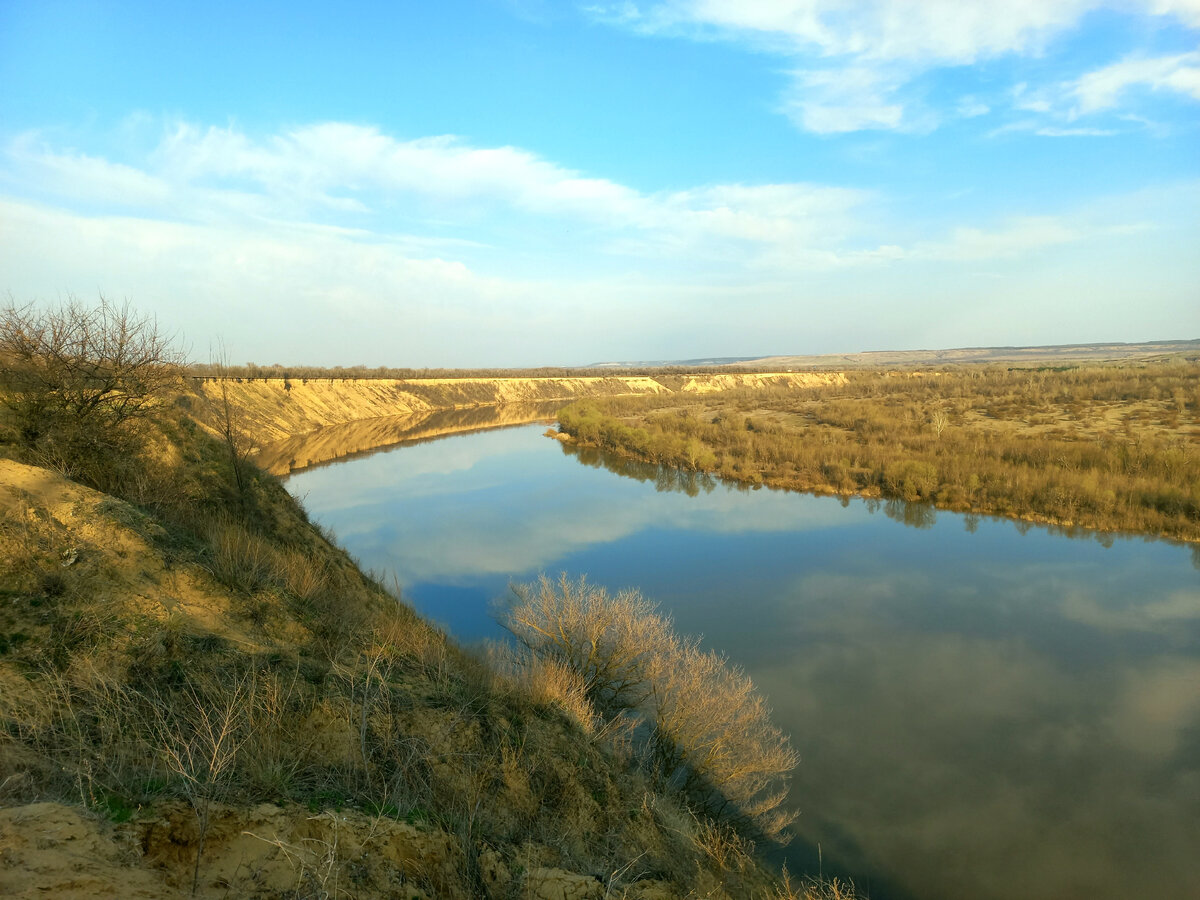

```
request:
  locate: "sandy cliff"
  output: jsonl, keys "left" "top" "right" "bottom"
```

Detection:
{"left": 193, "top": 372, "right": 847, "bottom": 458}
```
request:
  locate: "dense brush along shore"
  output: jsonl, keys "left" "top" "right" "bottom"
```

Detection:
{"left": 555, "top": 362, "right": 1200, "bottom": 543}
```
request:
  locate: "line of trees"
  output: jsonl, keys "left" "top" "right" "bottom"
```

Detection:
{"left": 187, "top": 361, "right": 780, "bottom": 382}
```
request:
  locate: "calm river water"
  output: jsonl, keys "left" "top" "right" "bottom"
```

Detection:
{"left": 284, "top": 420, "right": 1200, "bottom": 900}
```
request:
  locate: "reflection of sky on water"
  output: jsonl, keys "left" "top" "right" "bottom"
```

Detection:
{"left": 289, "top": 425, "right": 874, "bottom": 604}
{"left": 287, "top": 424, "right": 1200, "bottom": 900}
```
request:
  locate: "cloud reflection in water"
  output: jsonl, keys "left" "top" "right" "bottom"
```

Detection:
{"left": 288, "top": 424, "right": 1200, "bottom": 900}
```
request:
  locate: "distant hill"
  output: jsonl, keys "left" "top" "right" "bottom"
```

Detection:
{"left": 592, "top": 340, "right": 1200, "bottom": 370}
{"left": 750, "top": 339, "right": 1200, "bottom": 368}
{"left": 586, "top": 356, "right": 763, "bottom": 368}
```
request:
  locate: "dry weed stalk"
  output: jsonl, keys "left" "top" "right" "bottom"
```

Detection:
{"left": 244, "top": 811, "right": 349, "bottom": 900}
{"left": 146, "top": 673, "right": 255, "bottom": 895}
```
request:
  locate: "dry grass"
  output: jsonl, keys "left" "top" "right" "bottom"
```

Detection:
{"left": 770, "top": 871, "right": 862, "bottom": 900}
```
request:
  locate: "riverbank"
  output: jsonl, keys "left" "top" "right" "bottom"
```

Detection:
{"left": 1, "top": 386, "right": 846, "bottom": 899}
{"left": 554, "top": 363, "right": 1200, "bottom": 543}
{"left": 190, "top": 371, "right": 847, "bottom": 450}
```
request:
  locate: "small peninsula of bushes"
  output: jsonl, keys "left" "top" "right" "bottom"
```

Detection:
{"left": 556, "top": 362, "right": 1200, "bottom": 542}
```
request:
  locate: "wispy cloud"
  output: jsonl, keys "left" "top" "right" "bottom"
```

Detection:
{"left": 3, "top": 121, "right": 1178, "bottom": 276}
{"left": 910, "top": 216, "right": 1081, "bottom": 261}
{"left": 589, "top": 1, "right": 1092, "bottom": 62}
{"left": 6, "top": 123, "right": 877, "bottom": 266}
{"left": 987, "top": 119, "right": 1120, "bottom": 137}
{"left": 2, "top": 121, "right": 1193, "bottom": 364}
{"left": 957, "top": 97, "right": 991, "bottom": 118}
{"left": 779, "top": 65, "right": 909, "bottom": 134}
{"left": 1070, "top": 50, "right": 1200, "bottom": 114}
{"left": 588, "top": 2, "right": 1200, "bottom": 134}
{"left": 989, "top": 50, "right": 1200, "bottom": 136}
{"left": 1036, "top": 126, "right": 1121, "bottom": 136}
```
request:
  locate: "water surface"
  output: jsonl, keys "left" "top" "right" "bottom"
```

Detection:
{"left": 286, "top": 422, "right": 1200, "bottom": 900}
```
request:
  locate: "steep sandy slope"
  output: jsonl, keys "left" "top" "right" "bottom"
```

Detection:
{"left": 192, "top": 372, "right": 846, "bottom": 450}
{"left": 253, "top": 402, "right": 563, "bottom": 475}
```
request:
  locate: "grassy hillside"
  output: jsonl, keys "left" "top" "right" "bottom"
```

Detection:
{"left": 751, "top": 339, "right": 1200, "bottom": 369}
{"left": 0, "top": 301, "right": 849, "bottom": 898}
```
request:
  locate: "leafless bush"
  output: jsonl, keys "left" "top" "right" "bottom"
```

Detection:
{"left": 209, "top": 341, "right": 251, "bottom": 503}
{"left": 503, "top": 574, "right": 667, "bottom": 718}
{"left": 645, "top": 638, "right": 798, "bottom": 842}
{"left": 488, "top": 641, "right": 601, "bottom": 735}
{"left": 146, "top": 673, "right": 255, "bottom": 895}
{"left": 0, "top": 295, "right": 184, "bottom": 487}
{"left": 500, "top": 575, "right": 798, "bottom": 844}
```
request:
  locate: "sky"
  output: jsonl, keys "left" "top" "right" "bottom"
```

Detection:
{"left": 1, "top": 1, "right": 1197, "bottom": 367}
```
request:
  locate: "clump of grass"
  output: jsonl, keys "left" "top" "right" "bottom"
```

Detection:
{"left": 204, "top": 514, "right": 280, "bottom": 593}
{"left": 772, "top": 870, "right": 862, "bottom": 900}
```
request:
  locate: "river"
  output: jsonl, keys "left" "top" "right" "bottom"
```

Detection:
{"left": 281, "top": 417, "right": 1200, "bottom": 900}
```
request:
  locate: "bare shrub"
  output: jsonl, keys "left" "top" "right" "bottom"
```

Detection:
{"left": 503, "top": 574, "right": 667, "bottom": 718}
{"left": 488, "top": 642, "right": 600, "bottom": 735}
{"left": 500, "top": 575, "right": 798, "bottom": 844}
{"left": 209, "top": 341, "right": 251, "bottom": 504}
{"left": 645, "top": 638, "right": 799, "bottom": 842}
{"left": 0, "top": 296, "right": 184, "bottom": 488}
{"left": 146, "top": 673, "right": 255, "bottom": 895}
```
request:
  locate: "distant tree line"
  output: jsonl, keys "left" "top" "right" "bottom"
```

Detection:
{"left": 186, "top": 361, "right": 782, "bottom": 383}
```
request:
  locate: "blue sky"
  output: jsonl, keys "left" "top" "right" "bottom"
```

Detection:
{"left": 1, "top": 1, "right": 1197, "bottom": 366}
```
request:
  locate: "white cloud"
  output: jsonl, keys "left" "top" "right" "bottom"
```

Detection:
{"left": 1, "top": 123, "right": 1177, "bottom": 280}
{"left": 987, "top": 119, "right": 1121, "bottom": 136}
{"left": 3, "top": 123, "right": 1194, "bottom": 364}
{"left": 1148, "top": 0, "right": 1200, "bottom": 28}
{"left": 598, "top": 1, "right": 1095, "bottom": 62}
{"left": 957, "top": 97, "right": 991, "bottom": 118}
{"left": 1071, "top": 50, "right": 1200, "bottom": 114}
{"left": 1036, "top": 126, "right": 1120, "bottom": 136}
{"left": 6, "top": 124, "right": 876, "bottom": 265}
{"left": 151, "top": 122, "right": 645, "bottom": 222}
{"left": 912, "top": 216, "right": 1081, "bottom": 261}
{"left": 780, "top": 66, "right": 908, "bottom": 133}
{"left": 6, "top": 134, "right": 172, "bottom": 207}
{"left": 1012, "top": 81, "right": 1056, "bottom": 114}
{"left": 660, "top": 182, "right": 870, "bottom": 245}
